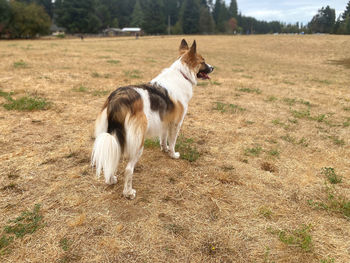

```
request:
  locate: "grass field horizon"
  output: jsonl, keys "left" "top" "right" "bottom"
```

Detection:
{"left": 0, "top": 35, "right": 349, "bottom": 262}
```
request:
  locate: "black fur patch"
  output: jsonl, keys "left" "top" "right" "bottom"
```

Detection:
{"left": 135, "top": 84, "right": 174, "bottom": 119}
{"left": 106, "top": 87, "right": 141, "bottom": 151}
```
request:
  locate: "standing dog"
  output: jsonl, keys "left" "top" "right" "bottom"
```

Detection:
{"left": 91, "top": 39, "right": 213, "bottom": 199}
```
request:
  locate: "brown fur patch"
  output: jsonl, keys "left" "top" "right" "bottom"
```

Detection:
{"left": 164, "top": 99, "right": 184, "bottom": 125}
{"left": 181, "top": 51, "right": 205, "bottom": 72}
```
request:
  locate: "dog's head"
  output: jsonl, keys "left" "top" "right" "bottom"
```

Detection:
{"left": 179, "top": 39, "right": 214, "bottom": 80}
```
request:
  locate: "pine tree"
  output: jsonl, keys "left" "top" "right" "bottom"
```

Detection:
{"left": 199, "top": 5, "right": 215, "bottom": 34}
{"left": 213, "top": 0, "right": 229, "bottom": 32}
{"left": 55, "top": 0, "right": 101, "bottom": 33}
{"left": 342, "top": 1, "right": 350, "bottom": 20}
{"left": 130, "top": 0, "right": 144, "bottom": 27}
{"left": 142, "top": 0, "right": 166, "bottom": 34}
{"left": 181, "top": 0, "right": 200, "bottom": 34}
{"left": 0, "top": 0, "right": 11, "bottom": 33}
{"left": 228, "top": 0, "right": 237, "bottom": 18}
{"left": 308, "top": 5, "right": 335, "bottom": 33}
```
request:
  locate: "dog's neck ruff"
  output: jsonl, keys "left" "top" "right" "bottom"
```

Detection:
{"left": 180, "top": 70, "right": 195, "bottom": 86}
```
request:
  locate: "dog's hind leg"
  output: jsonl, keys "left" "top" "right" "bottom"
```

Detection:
{"left": 160, "top": 127, "right": 169, "bottom": 152}
{"left": 123, "top": 146, "right": 143, "bottom": 199}
{"left": 123, "top": 114, "right": 147, "bottom": 199}
{"left": 167, "top": 122, "right": 181, "bottom": 159}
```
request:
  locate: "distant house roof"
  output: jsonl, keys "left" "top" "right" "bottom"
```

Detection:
{"left": 122, "top": 27, "right": 141, "bottom": 32}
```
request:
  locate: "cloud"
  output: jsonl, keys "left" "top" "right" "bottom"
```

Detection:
{"left": 229, "top": 0, "right": 349, "bottom": 23}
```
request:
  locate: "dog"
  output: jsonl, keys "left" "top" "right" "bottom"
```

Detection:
{"left": 91, "top": 39, "right": 213, "bottom": 199}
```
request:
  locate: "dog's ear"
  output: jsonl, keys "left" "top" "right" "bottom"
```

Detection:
{"left": 189, "top": 40, "right": 197, "bottom": 56}
{"left": 179, "top": 39, "right": 189, "bottom": 54}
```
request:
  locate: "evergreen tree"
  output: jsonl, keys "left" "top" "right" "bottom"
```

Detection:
{"left": 228, "top": 0, "right": 237, "bottom": 18}
{"left": 131, "top": 0, "right": 144, "bottom": 27}
{"left": 342, "top": 1, "right": 350, "bottom": 20}
{"left": 35, "top": 0, "right": 53, "bottom": 18}
{"left": 0, "top": 0, "right": 11, "bottom": 33}
{"left": 308, "top": 6, "right": 335, "bottom": 33}
{"left": 96, "top": 3, "right": 111, "bottom": 28}
{"left": 55, "top": 0, "right": 101, "bottom": 33}
{"left": 199, "top": 5, "right": 215, "bottom": 34}
{"left": 181, "top": 0, "right": 200, "bottom": 34}
{"left": 142, "top": 0, "right": 166, "bottom": 34}
{"left": 213, "top": 0, "right": 229, "bottom": 32}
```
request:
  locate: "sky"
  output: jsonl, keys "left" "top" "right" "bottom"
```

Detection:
{"left": 226, "top": 1, "right": 349, "bottom": 24}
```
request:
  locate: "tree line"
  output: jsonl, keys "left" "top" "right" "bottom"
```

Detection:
{"left": 0, "top": 0, "right": 350, "bottom": 38}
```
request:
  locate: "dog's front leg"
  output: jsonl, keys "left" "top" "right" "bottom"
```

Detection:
{"left": 168, "top": 122, "right": 181, "bottom": 159}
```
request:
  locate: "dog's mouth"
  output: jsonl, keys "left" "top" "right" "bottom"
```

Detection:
{"left": 197, "top": 71, "right": 210, "bottom": 80}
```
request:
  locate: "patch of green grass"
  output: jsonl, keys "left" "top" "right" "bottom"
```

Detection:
{"left": 311, "top": 78, "right": 332, "bottom": 85}
{"left": 283, "top": 80, "right": 295, "bottom": 85}
{"left": 238, "top": 87, "right": 262, "bottom": 94}
{"left": 4, "top": 204, "right": 44, "bottom": 238}
{"left": 321, "top": 167, "right": 342, "bottom": 184}
{"left": 144, "top": 138, "right": 159, "bottom": 148}
{"left": 288, "top": 118, "right": 298, "bottom": 124}
{"left": 106, "top": 59, "right": 120, "bottom": 64}
{"left": 343, "top": 118, "right": 350, "bottom": 127}
{"left": 242, "top": 74, "right": 253, "bottom": 79}
{"left": 268, "top": 149, "right": 279, "bottom": 157}
{"left": 124, "top": 70, "right": 142, "bottom": 79}
{"left": 59, "top": 238, "right": 71, "bottom": 252}
{"left": 0, "top": 90, "right": 50, "bottom": 111}
{"left": 266, "top": 96, "right": 278, "bottom": 102}
{"left": 0, "top": 235, "right": 13, "bottom": 255}
{"left": 272, "top": 119, "right": 284, "bottom": 126}
{"left": 320, "top": 257, "right": 335, "bottom": 263}
{"left": 298, "top": 137, "right": 309, "bottom": 147}
{"left": 213, "top": 102, "right": 246, "bottom": 113}
{"left": 4, "top": 97, "right": 50, "bottom": 111}
{"left": 269, "top": 224, "right": 313, "bottom": 252}
{"left": 13, "top": 60, "right": 27, "bottom": 68}
{"left": 91, "top": 72, "right": 111, "bottom": 78}
{"left": 1, "top": 204, "right": 44, "bottom": 254}
{"left": 244, "top": 145, "right": 262, "bottom": 157}
{"left": 72, "top": 85, "right": 88, "bottom": 92}
{"left": 259, "top": 206, "right": 273, "bottom": 219}
{"left": 197, "top": 82, "right": 209, "bottom": 86}
{"left": 281, "top": 134, "right": 296, "bottom": 144}
{"left": 212, "top": 81, "right": 222, "bottom": 86}
{"left": 232, "top": 68, "right": 244, "bottom": 73}
{"left": 343, "top": 106, "right": 350, "bottom": 111}
{"left": 283, "top": 98, "right": 297, "bottom": 106}
{"left": 291, "top": 109, "right": 311, "bottom": 119}
{"left": 91, "top": 90, "right": 110, "bottom": 96}
{"left": 299, "top": 99, "right": 311, "bottom": 106}
{"left": 329, "top": 136, "right": 345, "bottom": 146}
{"left": 176, "top": 135, "right": 200, "bottom": 162}
{"left": 308, "top": 184, "right": 350, "bottom": 220}
{"left": 311, "top": 114, "right": 326, "bottom": 122}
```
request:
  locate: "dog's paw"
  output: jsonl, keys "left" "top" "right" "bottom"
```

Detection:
{"left": 161, "top": 144, "right": 169, "bottom": 153}
{"left": 106, "top": 176, "right": 117, "bottom": 185}
{"left": 123, "top": 189, "right": 136, "bottom": 200}
{"left": 169, "top": 152, "right": 180, "bottom": 159}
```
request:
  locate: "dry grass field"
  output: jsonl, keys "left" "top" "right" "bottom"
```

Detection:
{"left": 0, "top": 35, "right": 350, "bottom": 263}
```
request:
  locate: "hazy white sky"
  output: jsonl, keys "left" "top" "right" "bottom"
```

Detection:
{"left": 226, "top": 1, "right": 349, "bottom": 24}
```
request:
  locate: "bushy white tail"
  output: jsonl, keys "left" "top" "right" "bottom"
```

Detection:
{"left": 91, "top": 132, "right": 121, "bottom": 184}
